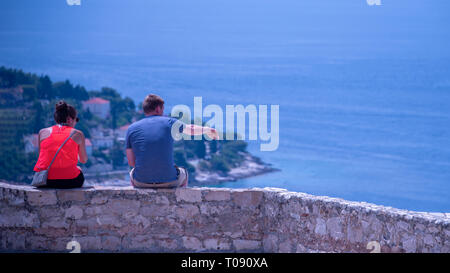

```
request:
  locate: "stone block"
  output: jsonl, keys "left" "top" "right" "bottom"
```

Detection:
{"left": 75, "top": 236, "right": 102, "bottom": 252}
{"left": 26, "top": 190, "right": 58, "bottom": 206}
{"left": 232, "top": 191, "right": 263, "bottom": 208}
{"left": 203, "top": 238, "right": 231, "bottom": 251}
{"left": 314, "top": 218, "right": 327, "bottom": 236}
{"left": 91, "top": 195, "right": 108, "bottom": 204}
{"left": 0, "top": 207, "right": 39, "bottom": 228}
{"left": 159, "top": 239, "right": 179, "bottom": 250}
{"left": 57, "top": 190, "right": 86, "bottom": 203}
{"left": 205, "top": 190, "right": 231, "bottom": 202}
{"left": 102, "top": 236, "right": 122, "bottom": 251}
{"left": 175, "top": 204, "right": 199, "bottom": 219}
{"left": 279, "top": 240, "right": 293, "bottom": 253}
{"left": 233, "top": 239, "right": 261, "bottom": 251}
{"left": 402, "top": 237, "right": 417, "bottom": 253}
{"left": 175, "top": 188, "right": 202, "bottom": 203}
{"left": 263, "top": 234, "right": 278, "bottom": 252}
{"left": 141, "top": 205, "right": 172, "bottom": 217}
{"left": 106, "top": 199, "right": 140, "bottom": 215}
{"left": 65, "top": 206, "right": 84, "bottom": 220}
{"left": 182, "top": 236, "right": 203, "bottom": 250}
{"left": 326, "top": 217, "right": 344, "bottom": 240}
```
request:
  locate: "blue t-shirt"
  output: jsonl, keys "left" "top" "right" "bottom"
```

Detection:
{"left": 126, "top": 115, "right": 185, "bottom": 183}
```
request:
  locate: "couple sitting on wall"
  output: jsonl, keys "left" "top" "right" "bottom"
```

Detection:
{"left": 33, "top": 94, "right": 219, "bottom": 189}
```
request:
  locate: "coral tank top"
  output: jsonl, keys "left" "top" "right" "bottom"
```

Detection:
{"left": 34, "top": 125, "right": 80, "bottom": 180}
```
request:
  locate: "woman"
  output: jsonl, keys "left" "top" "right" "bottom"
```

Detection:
{"left": 33, "top": 101, "right": 88, "bottom": 189}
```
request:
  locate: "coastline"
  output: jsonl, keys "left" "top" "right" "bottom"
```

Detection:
{"left": 190, "top": 153, "right": 279, "bottom": 186}
{"left": 82, "top": 153, "right": 279, "bottom": 187}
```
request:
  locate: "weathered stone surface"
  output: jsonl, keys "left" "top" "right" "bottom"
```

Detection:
{"left": 57, "top": 190, "right": 86, "bottom": 203}
{"left": 155, "top": 195, "right": 170, "bottom": 205}
{"left": 141, "top": 205, "right": 171, "bottom": 217}
{"left": 126, "top": 235, "right": 155, "bottom": 250}
{"left": 175, "top": 204, "right": 200, "bottom": 219}
{"left": 314, "top": 218, "right": 327, "bottom": 236}
{"left": 106, "top": 199, "right": 140, "bottom": 215}
{"left": 203, "top": 238, "right": 231, "bottom": 251}
{"left": 278, "top": 240, "right": 293, "bottom": 253}
{"left": 263, "top": 234, "right": 278, "bottom": 252}
{"left": 98, "top": 214, "right": 123, "bottom": 228}
{"left": 205, "top": 190, "right": 231, "bottom": 202}
{"left": 91, "top": 195, "right": 108, "bottom": 205}
{"left": 182, "top": 236, "right": 203, "bottom": 250}
{"left": 175, "top": 188, "right": 202, "bottom": 203}
{"left": 0, "top": 183, "right": 448, "bottom": 253}
{"left": 65, "top": 206, "right": 83, "bottom": 220}
{"left": 402, "top": 237, "right": 417, "bottom": 253}
{"left": 232, "top": 191, "right": 263, "bottom": 208}
{"left": 327, "top": 217, "right": 344, "bottom": 240}
{"left": 42, "top": 218, "right": 70, "bottom": 229}
{"left": 75, "top": 236, "right": 102, "bottom": 251}
{"left": 101, "top": 236, "right": 122, "bottom": 251}
{"left": 159, "top": 239, "right": 178, "bottom": 250}
{"left": 0, "top": 207, "right": 39, "bottom": 227}
{"left": 233, "top": 239, "right": 261, "bottom": 251}
{"left": 4, "top": 189, "right": 25, "bottom": 206}
{"left": 26, "top": 190, "right": 58, "bottom": 206}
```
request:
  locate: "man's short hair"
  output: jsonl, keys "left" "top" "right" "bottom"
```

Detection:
{"left": 143, "top": 94, "right": 164, "bottom": 114}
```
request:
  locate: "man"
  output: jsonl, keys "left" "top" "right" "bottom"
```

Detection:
{"left": 126, "top": 94, "right": 218, "bottom": 188}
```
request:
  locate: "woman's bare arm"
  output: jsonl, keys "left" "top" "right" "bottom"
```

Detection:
{"left": 38, "top": 127, "right": 52, "bottom": 154}
{"left": 72, "top": 130, "right": 88, "bottom": 164}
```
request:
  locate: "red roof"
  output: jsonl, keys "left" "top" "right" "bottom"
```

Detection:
{"left": 119, "top": 124, "right": 130, "bottom": 131}
{"left": 84, "top": 97, "right": 110, "bottom": 104}
{"left": 85, "top": 138, "right": 92, "bottom": 146}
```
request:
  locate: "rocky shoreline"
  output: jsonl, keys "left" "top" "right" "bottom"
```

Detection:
{"left": 82, "top": 153, "right": 279, "bottom": 187}
{"left": 190, "top": 153, "right": 279, "bottom": 186}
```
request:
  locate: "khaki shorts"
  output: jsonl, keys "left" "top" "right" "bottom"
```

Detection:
{"left": 130, "top": 166, "right": 188, "bottom": 188}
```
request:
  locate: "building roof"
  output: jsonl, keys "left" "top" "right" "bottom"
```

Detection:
{"left": 83, "top": 97, "right": 110, "bottom": 105}
{"left": 118, "top": 124, "right": 130, "bottom": 131}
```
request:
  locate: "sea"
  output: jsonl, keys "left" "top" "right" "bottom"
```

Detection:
{"left": 1, "top": 0, "right": 449, "bottom": 212}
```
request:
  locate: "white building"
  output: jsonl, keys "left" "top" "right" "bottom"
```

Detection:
{"left": 115, "top": 124, "right": 130, "bottom": 142}
{"left": 85, "top": 138, "right": 93, "bottom": 156}
{"left": 90, "top": 127, "right": 114, "bottom": 149}
{"left": 23, "top": 134, "right": 39, "bottom": 153}
{"left": 82, "top": 97, "right": 110, "bottom": 119}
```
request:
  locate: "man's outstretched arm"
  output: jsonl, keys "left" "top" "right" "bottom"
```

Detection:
{"left": 183, "top": 124, "right": 219, "bottom": 140}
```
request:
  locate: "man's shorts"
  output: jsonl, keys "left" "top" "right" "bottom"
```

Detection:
{"left": 130, "top": 166, "right": 188, "bottom": 188}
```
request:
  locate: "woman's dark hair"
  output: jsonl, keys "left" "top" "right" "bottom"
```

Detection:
{"left": 54, "top": 101, "right": 77, "bottom": 124}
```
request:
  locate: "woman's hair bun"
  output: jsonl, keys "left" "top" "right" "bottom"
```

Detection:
{"left": 55, "top": 101, "right": 68, "bottom": 112}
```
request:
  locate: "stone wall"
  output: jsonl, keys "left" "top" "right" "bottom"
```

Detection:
{"left": 0, "top": 182, "right": 449, "bottom": 252}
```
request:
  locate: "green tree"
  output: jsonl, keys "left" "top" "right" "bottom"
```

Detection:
{"left": 37, "top": 75, "right": 53, "bottom": 99}
{"left": 31, "top": 101, "right": 45, "bottom": 133}
{"left": 111, "top": 141, "right": 125, "bottom": 169}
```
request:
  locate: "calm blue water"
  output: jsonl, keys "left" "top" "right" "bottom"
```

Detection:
{"left": 1, "top": 0, "right": 450, "bottom": 212}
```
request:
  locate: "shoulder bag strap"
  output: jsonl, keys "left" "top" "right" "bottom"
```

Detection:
{"left": 46, "top": 129, "right": 77, "bottom": 171}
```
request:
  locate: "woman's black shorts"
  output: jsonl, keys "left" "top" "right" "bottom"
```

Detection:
{"left": 41, "top": 171, "right": 85, "bottom": 189}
